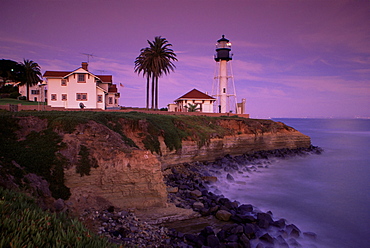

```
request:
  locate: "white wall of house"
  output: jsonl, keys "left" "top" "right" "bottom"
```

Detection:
{"left": 173, "top": 99, "right": 214, "bottom": 113}
{"left": 96, "top": 88, "right": 106, "bottom": 110}
{"left": 47, "top": 69, "right": 104, "bottom": 109}
{"left": 18, "top": 84, "right": 47, "bottom": 102}
{"left": 43, "top": 63, "right": 120, "bottom": 110}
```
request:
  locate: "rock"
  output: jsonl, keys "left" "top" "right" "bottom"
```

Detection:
{"left": 259, "top": 233, "right": 274, "bottom": 244}
{"left": 53, "top": 198, "right": 65, "bottom": 211}
{"left": 255, "top": 243, "right": 265, "bottom": 248}
{"left": 288, "top": 238, "right": 302, "bottom": 247}
{"left": 224, "top": 242, "right": 239, "bottom": 248}
{"left": 276, "top": 235, "right": 289, "bottom": 247}
{"left": 193, "top": 201, "right": 204, "bottom": 209}
{"left": 272, "top": 218, "right": 286, "bottom": 228}
{"left": 303, "top": 231, "right": 317, "bottom": 240}
{"left": 238, "top": 204, "right": 253, "bottom": 213}
{"left": 215, "top": 210, "right": 232, "bottom": 221}
{"left": 239, "top": 233, "right": 251, "bottom": 248}
{"left": 201, "top": 226, "right": 215, "bottom": 236}
{"left": 257, "top": 212, "right": 273, "bottom": 228}
{"left": 286, "top": 224, "right": 301, "bottom": 238}
{"left": 243, "top": 223, "right": 258, "bottom": 239}
{"left": 202, "top": 176, "right": 218, "bottom": 183}
{"left": 206, "top": 235, "right": 221, "bottom": 247}
{"left": 231, "top": 214, "right": 255, "bottom": 223}
{"left": 167, "top": 186, "right": 179, "bottom": 193}
{"left": 225, "top": 234, "right": 239, "bottom": 242}
{"left": 190, "top": 189, "right": 202, "bottom": 197}
{"left": 226, "top": 173, "right": 235, "bottom": 181}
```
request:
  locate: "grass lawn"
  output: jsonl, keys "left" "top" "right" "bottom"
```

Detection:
{"left": 0, "top": 98, "right": 42, "bottom": 105}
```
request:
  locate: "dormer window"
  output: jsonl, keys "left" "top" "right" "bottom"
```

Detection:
{"left": 78, "top": 74, "right": 85, "bottom": 82}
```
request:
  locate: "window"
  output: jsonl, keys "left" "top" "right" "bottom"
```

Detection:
{"left": 78, "top": 74, "right": 85, "bottom": 82}
{"left": 76, "top": 93, "right": 87, "bottom": 101}
{"left": 97, "top": 95, "right": 103, "bottom": 103}
{"left": 31, "top": 90, "right": 40, "bottom": 95}
{"left": 51, "top": 94, "right": 57, "bottom": 101}
{"left": 61, "top": 79, "right": 67, "bottom": 86}
{"left": 108, "top": 97, "right": 113, "bottom": 104}
{"left": 62, "top": 94, "right": 67, "bottom": 101}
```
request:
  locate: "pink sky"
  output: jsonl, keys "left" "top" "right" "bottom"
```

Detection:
{"left": 1, "top": 0, "right": 369, "bottom": 118}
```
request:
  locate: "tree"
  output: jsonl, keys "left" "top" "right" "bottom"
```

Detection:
{"left": 135, "top": 48, "right": 152, "bottom": 110}
{"left": 0, "top": 59, "right": 21, "bottom": 87}
{"left": 186, "top": 103, "right": 201, "bottom": 112}
{"left": 18, "top": 59, "right": 42, "bottom": 101}
{"left": 134, "top": 36, "right": 177, "bottom": 110}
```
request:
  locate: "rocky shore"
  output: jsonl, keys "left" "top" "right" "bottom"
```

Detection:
{"left": 80, "top": 146, "right": 322, "bottom": 248}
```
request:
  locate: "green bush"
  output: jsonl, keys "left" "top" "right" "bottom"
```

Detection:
{"left": 76, "top": 145, "right": 99, "bottom": 176}
{"left": 0, "top": 187, "right": 119, "bottom": 248}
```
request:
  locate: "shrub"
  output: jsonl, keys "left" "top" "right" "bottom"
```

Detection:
{"left": 0, "top": 187, "right": 118, "bottom": 248}
{"left": 76, "top": 145, "right": 99, "bottom": 176}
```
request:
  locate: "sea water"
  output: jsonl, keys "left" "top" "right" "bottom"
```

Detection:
{"left": 211, "top": 118, "right": 370, "bottom": 248}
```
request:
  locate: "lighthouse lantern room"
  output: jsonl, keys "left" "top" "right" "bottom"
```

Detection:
{"left": 212, "top": 35, "right": 238, "bottom": 114}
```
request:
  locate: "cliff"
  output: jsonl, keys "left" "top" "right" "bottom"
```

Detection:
{"left": 0, "top": 112, "right": 310, "bottom": 212}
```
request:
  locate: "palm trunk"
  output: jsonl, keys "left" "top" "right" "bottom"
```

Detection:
{"left": 151, "top": 76, "right": 155, "bottom": 109}
{"left": 155, "top": 76, "right": 158, "bottom": 110}
{"left": 146, "top": 75, "right": 150, "bottom": 110}
{"left": 26, "top": 83, "right": 29, "bottom": 101}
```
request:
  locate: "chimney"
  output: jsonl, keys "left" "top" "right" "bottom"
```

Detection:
{"left": 82, "top": 62, "right": 88, "bottom": 71}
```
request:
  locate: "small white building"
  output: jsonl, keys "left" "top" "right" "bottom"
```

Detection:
{"left": 168, "top": 88, "right": 216, "bottom": 113}
{"left": 18, "top": 83, "right": 47, "bottom": 102}
{"left": 43, "top": 62, "right": 120, "bottom": 110}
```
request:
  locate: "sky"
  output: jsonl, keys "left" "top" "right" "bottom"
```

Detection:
{"left": 1, "top": 0, "right": 369, "bottom": 118}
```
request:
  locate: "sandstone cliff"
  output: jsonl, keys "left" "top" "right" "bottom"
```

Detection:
{"left": 0, "top": 112, "right": 310, "bottom": 212}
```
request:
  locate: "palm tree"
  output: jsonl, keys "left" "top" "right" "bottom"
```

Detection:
{"left": 147, "top": 36, "right": 177, "bottom": 109}
{"left": 134, "top": 36, "right": 177, "bottom": 110}
{"left": 18, "top": 59, "right": 42, "bottom": 101}
{"left": 134, "top": 48, "right": 152, "bottom": 109}
{"left": 186, "top": 103, "right": 201, "bottom": 112}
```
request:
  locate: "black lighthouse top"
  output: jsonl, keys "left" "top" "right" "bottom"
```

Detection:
{"left": 215, "top": 35, "right": 232, "bottom": 62}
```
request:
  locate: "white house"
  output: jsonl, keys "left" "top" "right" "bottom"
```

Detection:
{"left": 43, "top": 62, "right": 120, "bottom": 110}
{"left": 18, "top": 83, "right": 47, "bottom": 102}
{"left": 168, "top": 88, "right": 216, "bottom": 113}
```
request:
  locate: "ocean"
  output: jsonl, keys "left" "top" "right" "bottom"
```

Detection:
{"left": 210, "top": 118, "right": 370, "bottom": 248}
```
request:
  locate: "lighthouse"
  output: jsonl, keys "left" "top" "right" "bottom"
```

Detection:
{"left": 212, "top": 35, "right": 237, "bottom": 113}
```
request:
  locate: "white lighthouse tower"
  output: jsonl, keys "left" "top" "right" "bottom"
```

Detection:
{"left": 212, "top": 35, "right": 237, "bottom": 114}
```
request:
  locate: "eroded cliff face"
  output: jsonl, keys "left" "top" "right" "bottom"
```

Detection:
{"left": 59, "top": 121, "right": 167, "bottom": 212}
{"left": 7, "top": 115, "right": 310, "bottom": 213}
{"left": 157, "top": 119, "right": 311, "bottom": 169}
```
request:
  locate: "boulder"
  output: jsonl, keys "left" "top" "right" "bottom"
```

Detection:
{"left": 167, "top": 187, "right": 179, "bottom": 193}
{"left": 193, "top": 201, "right": 204, "bottom": 209}
{"left": 286, "top": 224, "right": 301, "bottom": 238}
{"left": 215, "top": 210, "right": 232, "bottom": 221}
{"left": 238, "top": 204, "right": 253, "bottom": 213}
{"left": 303, "top": 231, "right": 317, "bottom": 240}
{"left": 206, "top": 235, "right": 221, "bottom": 247}
{"left": 227, "top": 173, "right": 235, "bottom": 181}
{"left": 259, "top": 233, "right": 274, "bottom": 244}
{"left": 239, "top": 233, "right": 251, "bottom": 248}
{"left": 190, "top": 189, "right": 202, "bottom": 197}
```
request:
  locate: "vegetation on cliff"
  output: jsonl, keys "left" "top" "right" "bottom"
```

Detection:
{"left": 0, "top": 110, "right": 295, "bottom": 201}
{"left": 0, "top": 187, "right": 118, "bottom": 248}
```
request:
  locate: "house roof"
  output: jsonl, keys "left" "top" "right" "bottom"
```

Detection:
{"left": 175, "top": 88, "right": 215, "bottom": 101}
{"left": 108, "top": 84, "right": 117, "bottom": 93}
{"left": 96, "top": 75, "right": 112, "bottom": 83}
{"left": 43, "top": 71, "right": 70, "bottom": 77}
{"left": 43, "top": 71, "right": 112, "bottom": 83}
